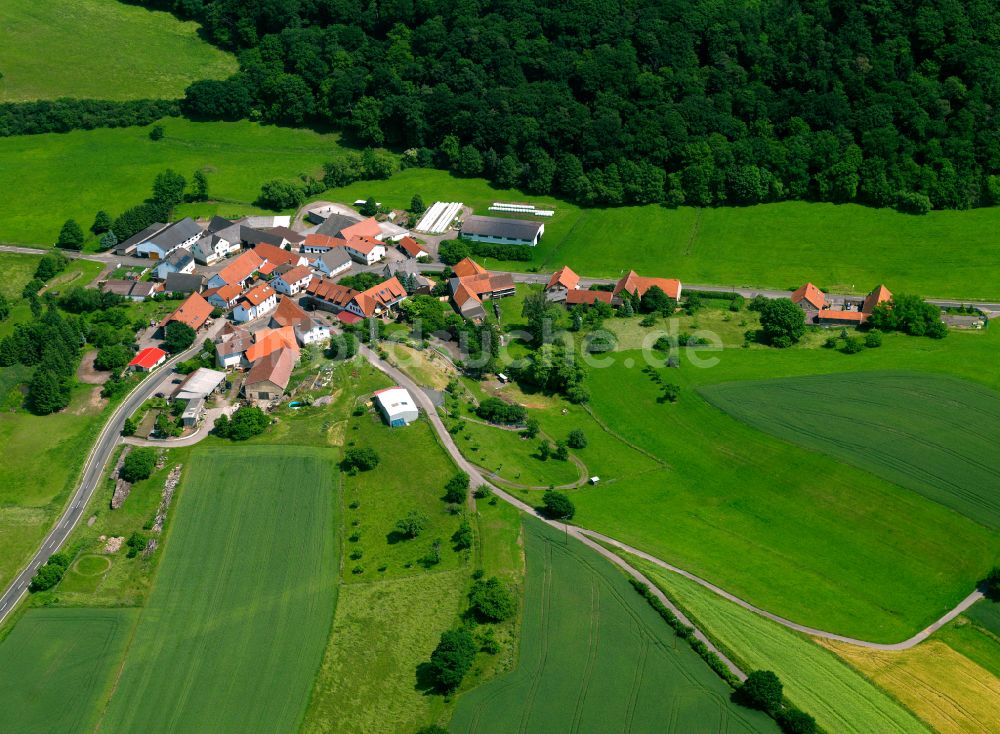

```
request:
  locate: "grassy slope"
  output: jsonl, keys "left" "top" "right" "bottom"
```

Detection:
{"left": 98, "top": 445, "right": 338, "bottom": 733}
{"left": 0, "top": 608, "right": 138, "bottom": 733}
{"left": 0, "top": 0, "right": 234, "bottom": 101}
{"left": 632, "top": 560, "right": 930, "bottom": 734}
{"left": 0, "top": 118, "right": 342, "bottom": 245}
{"left": 449, "top": 518, "right": 778, "bottom": 734}
{"left": 700, "top": 371, "right": 1000, "bottom": 531}
{"left": 325, "top": 168, "right": 1000, "bottom": 299}
{"left": 568, "top": 328, "right": 1000, "bottom": 642}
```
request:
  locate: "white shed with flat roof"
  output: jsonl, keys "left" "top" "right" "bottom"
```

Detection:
{"left": 373, "top": 386, "right": 419, "bottom": 427}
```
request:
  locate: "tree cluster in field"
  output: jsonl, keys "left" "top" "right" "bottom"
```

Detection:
{"left": 121, "top": 447, "right": 157, "bottom": 483}
{"left": 439, "top": 238, "right": 532, "bottom": 264}
{"left": 28, "top": 552, "right": 71, "bottom": 593}
{"left": 162, "top": 320, "right": 197, "bottom": 354}
{"left": 341, "top": 446, "right": 380, "bottom": 472}
{"left": 475, "top": 397, "right": 526, "bottom": 426}
{"left": 751, "top": 297, "right": 807, "bottom": 348}
{"left": 867, "top": 294, "right": 948, "bottom": 338}
{"left": 125, "top": 531, "right": 150, "bottom": 559}
{"left": 0, "top": 306, "right": 84, "bottom": 415}
{"left": 213, "top": 405, "right": 270, "bottom": 441}
{"left": 257, "top": 148, "right": 394, "bottom": 210}
{"left": 18, "top": 252, "right": 68, "bottom": 301}
{"left": 0, "top": 98, "right": 178, "bottom": 137}
{"left": 141, "top": 0, "right": 1000, "bottom": 213}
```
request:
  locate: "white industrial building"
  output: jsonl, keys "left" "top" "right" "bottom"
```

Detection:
{"left": 373, "top": 387, "right": 419, "bottom": 427}
{"left": 460, "top": 215, "right": 544, "bottom": 246}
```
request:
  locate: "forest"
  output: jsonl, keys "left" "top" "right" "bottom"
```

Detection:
{"left": 98, "top": 2, "right": 1000, "bottom": 211}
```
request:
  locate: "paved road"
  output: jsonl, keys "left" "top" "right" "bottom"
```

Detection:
{"left": 0, "top": 330, "right": 217, "bottom": 627}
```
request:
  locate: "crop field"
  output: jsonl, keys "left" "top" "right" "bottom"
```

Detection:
{"left": 822, "top": 639, "right": 1000, "bottom": 734}
{"left": 568, "top": 348, "right": 1000, "bottom": 642}
{"left": 966, "top": 600, "right": 1000, "bottom": 636}
{"left": 449, "top": 519, "right": 777, "bottom": 734}
{"left": 0, "top": 608, "right": 138, "bottom": 733}
{"left": 632, "top": 559, "right": 930, "bottom": 734}
{"left": 0, "top": 119, "right": 343, "bottom": 245}
{"left": 0, "top": 0, "right": 235, "bottom": 101}
{"left": 97, "top": 445, "right": 338, "bottom": 733}
{"left": 700, "top": 372, "right": 1000, "bottom": 531}
{"left": 936, "top": 616, "right": 1000, "bottom": 681}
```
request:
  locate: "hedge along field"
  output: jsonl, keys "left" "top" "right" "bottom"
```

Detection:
{"left": 700, "top": 371, "right": 1000, "bottom": 532}
{"left": 0, "top": 118, "right": 344, "bottom": 245}
{"left": 449, "top": 518, "right": 778, "bottom": 734}
{"left": 569, "top": 338, "right": 1000, "bottom": 642}
{"left": 97, "top": 445, "right": 338, "bottom": 733}
{"left": 0, "top": 0, "right": 235, "bottom": 102}
{"left": 0, "top": 608, "right": 138, "bottom": 733}
{"left": 631, "top": 560, "right": 930, "bottom": 734}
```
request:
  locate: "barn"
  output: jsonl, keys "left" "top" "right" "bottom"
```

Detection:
{"left": 373, "top": 387, "right": 419, "bottom": 427}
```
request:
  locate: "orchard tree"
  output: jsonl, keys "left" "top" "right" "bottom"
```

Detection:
{"left": 162, "top": 320, "right": 196, "bottom": 353}
{"left": 443, "top": 471, "right": 470, "bottom": 503}
{"left": 541, "top": 490, "right": 575, "bottom": 519}
{"left": 395, "top": 510, "right": 429, "bottom": 539}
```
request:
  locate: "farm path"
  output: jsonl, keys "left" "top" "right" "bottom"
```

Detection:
{"left": 360, "top": 344, "right": 987, "bottom": 655}
{"left": 122, "top": 405, "right": 236, "bottom": 448}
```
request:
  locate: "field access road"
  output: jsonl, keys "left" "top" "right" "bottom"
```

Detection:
{"left": 360, "top": 343, "right": 988, "bottom": 655}
{"left": 0, "top": 327, "right": 219, "bottom": 628}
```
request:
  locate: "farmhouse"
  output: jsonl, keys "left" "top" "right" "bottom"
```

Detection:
{"left": 448, "top": 258, "right": 516, "bottom": 320}
{"left": 240, "top": 226, "right": 287, "bottom": 249}
{"left": 373, "top": 387, "right": 419, "bottom": 426}
{"left": 102, "top": 279, "right": 159, "bottom": 301}
{"left": 214, "top": 324, "right": 254, "bottom": 369}
{"left": 244, "top": 326, "right": 299, "bottom": 363}
{"left": 545, "top": 265, "right": 580, "bottom": 302}
{"left": 160, "top": 292, "right": 213, "bottom": 331}
{"left": 791, "top": 282, "right": 827, "bottom": 314}
{"left": 163, "top": 272, "right": 205, "bottom": 296}
{"left": 339, "top": 217, "right": 382, "bottom": 242}
{"left": 566, "top": 289, "right": 613, "bottom": 306}
{"left": 612, "top": 271, "right": 683, "bottom": 304}
{"left": 152, "top": 248, "right": 196, "bottom": 281}
{"left": 312, "top": 247, "right": 353, "bottom": 278}
{"left": 397, "top": 236, "right": 428, "bottom": 259}
{"left": 272, "top": 265, "right": 313, "bottom": 296}
{"left": 254, "top": 242, "right": 309, "bottom": 269}
{"left": 233, "top": 282, "right": 277, "bottom": 322}
{"left": 204, "top": 282, "right": 242, "bottom": 311}
{"left": 460, "top": 215, "right": 544, "bottom": 246}
{"left": 341, "top": 235, "right": 386, "bottom": 265}
{"left": 270, "top": 297, "right": 330, "bottom": 346}
{"left": 135, "top": 218, "right": 203, "bottom": 259}
{"left": 314, "top": 212, "right": 364, "bottom": 238}
{"left": 817, "top": 284, "right": 893, "bottom": 326}
{"left": 244, "top": 348, "right": 295, "bottom": 404}
{"left": 304, "top": 277, "right": 358, "bottom": 313}
{"left": 345, "top": 277, "right": 407, "bottom": 318}
{"left": 191, "top": 233, "right": 236, "bottom": 265}
{"left": 128, "top": 347, "right": 167, "bottom": 372}
{"left": 301, "top": 233, "right": 342, "bottom": 255}
{"left": 206, "top": 250, "right": 264, "bottom": 290}
{"left": 114, "top": 221, "right": 168, "bottom": 256}
{"left": 263, "top": 226, "right": 305, "bottom": 249}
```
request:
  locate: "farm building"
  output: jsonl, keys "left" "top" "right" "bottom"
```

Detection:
{"left": 214, "top": 324, "right": 255, "bottom": 369}
{"left": 448, "top": 258, "right": 516, "bottom": 320}
{"left": 397, "top": 236, "right": 428, "bottom": 259}
{"left": 270, "top": 298, "right": 330, "bottom": 346}
{"left": 612, "top": 271, "right": 682, "bottom": 303}
{"left": 373, "top": 387, "right": 419, "bottom": 426}
{"left": 460, "top": 215, "right": 544, "bottom": 246}
{"left": 206, "top": 250, "right": 264, "bottom": 290}
{"left": 817, "top": 284, "right": 893, "bottom": 326}
{"left": 312, "top": 247, "right": 353, "bottom": 278}
{"left": 135, "top": 218, "right": 203, "bottom": 259}
{"left": 160, "top": 293, "right": 213, "bottom": 332}
{"left": 791, "top": 282, "right": 827, "bottom": 315}
{"left": 233, "top": 282, "right": 278, "bottom": 323}
{"left": 164, "top": 272, "right": 206, "bottom": 296}
{"left": 173, "top": 367, "right": 226, "bottom": 401}
{"left": 152, "top": 248, "right": 196, "bottom": 281}
{"left": 244, "top": 348, "right": 296, "bottom": 404}
{"left": 272, "top": 265, "right": 314, "bottom": 296}
{"left": 565, "top": 290, "right": 613, "bottom": 307}
{"left": 180, "top": 396, "right": 205, "bottom": 428}
{"left": 545, "top": 265, "right": 580, "bottom": 302}
{"left": 102, "top": 279, "right": 159, "bottom": 301}
{"left": 128, "top": 347, "right": 167, "bottom": 372}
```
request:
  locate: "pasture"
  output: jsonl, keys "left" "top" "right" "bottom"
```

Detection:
{"left": 0, "top": 0, "right": 235, "bottom": 101}
{"left": 822, "top": 639, "right": 1000, "bottom": 734}
{"left": 448, "top": 519, "right": 778, "bottom": 734}
{"left": 634, "top": 560, "right": 930, "bottom": 734}
{"left": 0, "top": 608, "right": 138, "bottom": 733}
{"left": 0, "top": 118, "right": 343, "bottom": 245}
{"left": 453, "top": 418, "right": 581, "bottom": 488}
{"left": 97, "top": 445, "right": 339, "bottom": 733}
{"left": 700, "top": 372, "right": 1000, "bottom": 532}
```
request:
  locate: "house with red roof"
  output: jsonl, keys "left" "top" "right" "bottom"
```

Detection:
{"left": 341, "top": 235, "right": 386, "bottom": 265}
{"left": 254, "top": 242, "right": 309, "bottom": 269}
{"left": 301, "top": 233, "right": 342, "bottom": 255}
{"left": 233, "top": 282, "right": 278, "bottom": 323}
{"left": 270, "top": 297, "right": 330, "bottom": 346}
{"left": 206, "top": 250, "right": 264, "bottom": 290}
{"left": 345, "top": 277, "right": 408, "bottom": 318}
{"left": 448, "top": 258, "right": 516, "bottom": 320}
{"left": 397, "top": 236, "right": 428, "bottom": 259}
{"left": 566, "top": 290, "right": 613, "bottom": 306}
{"left": 791, "top": 282, "right": 827, "bottom": 313}
{"left": 304, "top": 277, "right": 359, "bottom": 313}
{"left": 612, "top": 271, "right": 682, "bottom": 304}
{"left": 160, "top": 293, "right": 213, "bottom": 332}
{"left": 339, "top": 217, "right": 382, "bottom": 242}
{"left": 817, "top": 284, "right": 893, "bottom": 326}
{"left": 272, "top": 265, "right": 314, "bottom": 296}
{"left": 204, "top": 282, "right": 243, "bottom": 311}
{"left": 244, "top": 348, "right": 296, "bottom": 405}
{"left": 544, "top": 265, "right": 580, "bottom": 302}
{"left": 128, "top": 347, "right": 167, "bottom": 372}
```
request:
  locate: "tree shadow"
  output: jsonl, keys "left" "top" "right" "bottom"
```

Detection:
{"left": 414, "top": 662, "right": 439, "bottom": 695}
{"left": 385, "top": 530, "right": 408, "bottom": 545}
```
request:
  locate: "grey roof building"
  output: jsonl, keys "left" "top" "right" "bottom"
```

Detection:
{"left": 143, "top": 218, "right": 203, "bottom": 252}
{"left": 460, "top": 215, "right": 544, "bottom": 246}
{"left": 315, "top": 213, "right": 363, "bottom": 238}
{"left": 164, "top": 272, "right": 206, "bottom": 295}
{"left": 115, "top": 222, "right": 168, "bottom": 255}
{"left": 240, "top": 226, "right": 285, "bottom": 248}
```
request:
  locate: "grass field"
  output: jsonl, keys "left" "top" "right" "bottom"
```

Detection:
{"left": 822, "top": 639, "right": 1000, "bottom": 734}
{"left": 324, "top": 168, "right": 1000, "bottom": 299}
{"left": 0, "top": 118, "right": 343, "bottom": 245}
{"left": 700, "top": 372, "right": 1000, "bottom": 531}
{"left": 0, "top": 252, "right": 41, "bottom": 298}
{"left": 0, "top": 608, "right": 138, "bottom": 733}
{"left": 97, "top": 445, "right": 338, "bottom": 733}
{"left": 631, "top": 559, "right": 930, "bottom": 734}
{"left": 453, "top": 418, "right": 582, "bottom": 488}
{"left": 449, "top": 518, "right": 778, "bottom": 734}
{"left": 0, "top": 0, "right": 235, "bottom": 101}
{"left": 936, "top": 616, "right": 1000, "bottom": 681}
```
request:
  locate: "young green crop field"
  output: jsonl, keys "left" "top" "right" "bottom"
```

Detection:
{"left": 0, "top": 608, "right": 138, "bottom": 733}
{"left": 0, "top": 0, "right": 235, "bottom": 101}
{"left": 700, "top": 371, "right": 1000, "bottom": 532}
{"left": 631, "top": 559, "right": 930, "bottom": 734}
{"left": 97, "top": 445, "right": 338, "bottom": 733}
{"left": 449, "top": 518, "right": 778, "bottom": 734}
{"left": 0, "top": 118, "right": 342, "bottom": 245}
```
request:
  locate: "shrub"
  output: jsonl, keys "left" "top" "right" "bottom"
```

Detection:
{"left": 342, "top": 447, "right": 380, "bottom": 472}
{"left": 452, "top": 520, "right": 473, "bottom": 550}
{"left": 214, "top": 406, "right": 269, "bottom": 441}
{"left": 541, "top": 490, "right": 575, "bottom": 519}
{"left": 29, "top": 561, "right": 66, "bottom": 592}
{"left": 841, "top": 336, "right": 864, "bottom": 354}
{"left": 120, "top": 447, "right": 156, "bottom": 483}
{"left": 121, "top": 416, "right": 137, "bottom": 437}
{"left": 443, "top": 471, "right": 470, "bottom": 503}
{"left": 475, "top": 397, "right": 526, "bottom": 425}
{"left": 480, "top": 627, "right": 501, "bottom": 654}
{"left": 735, "top": 670, "right": 783, "bottom": 712}
{"left": 864, "top": 329, "right": 883, "bottom": 348}
{"left": 428, "top": 627, "right": 477, "bottom": 692}
{"left": 474, "top": 485, "right": 491, "bottom": 499}
{"left": 162, "top": 320, "right": 196, "bottom": 353}
{"left": 566, "top": 429, "right": 587, "bottom": 449}
{"left": 521, "top": 418, "right": 540, "bottom": 438}
{"left": 984, "top": 567, "right": 1000, "bottom": 601}
{"left": 149, "top": 124, "right": 165, "bottom": 140}
{"left": 94, "top": 344, "right": 133, "bottom": 372}
{"left": 777, "top": 708, "right": 817, "bottom": 734}
{"left": 553, "top": 441, "right": 569, "bottom": 461}
{"left": 469, "top": 576, "right": 516, "bottom": 622}
{"left": 56, "top": 219, "right": 85, "bottom": 249}
{"left": 395, "top": 510, "right": 429, "bottom": 539}
{"left": 125, "top": 531, "right": 148, "bottom": 558}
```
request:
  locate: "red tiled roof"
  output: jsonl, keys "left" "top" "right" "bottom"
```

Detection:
{"left": 337, "top": 311, "right": 362, "bottom": 324}
{"left": 352, "top": 277, "right": 406, "bottom": 317}
{"left": 344, "top": 235, "right": 383, "bottom": 256}
{"left": 270, "top": 297, "right": 312, "bottom": 331}
{"left": 244, "top": 326, "right": 298, "bottom": 363}
{"left": 791, "top": 282, "right": 826, "bottom": 310}
{"left": 398, "top": 236, "right": 425, "bottom": 257}
{"left": 246, "top": 347, "right": 295, "bottom": 392}
{"left": 160, "top": 293, "right": 213, "bottom": 330}
{"left": 303, "top": 233, "right": 342, "bottom": 250}
{"left": 306, "top": 277, "right": 358, "bottom": 308}
{"left": 613, "top": 270, "right": 682, "bottom": 300}
{"left": 566, "top": 289, "right": 613, "bottom": 305}
{"left": 276, "top": 265, "right": 312, "bottom": 284}
{"left": 240, "top": 282, "right": 275, "bottom": 307}
{"left": 254, "top": 242, "right": 304, "bottom": 268}
{"left": 128, "top": 347, "right": 166, "bottom": 369}
{"left": 339, "top": 217, "right": 381, "bottom": 241}
{"left": 215, "top": 250, "right": 263, "bottom": 287}
{"left": 862, "top": 284, "right": 893, "bottom": 314}
{"left": 818, "top": 309, "right": 865, "bottom": 322}
{"left": 452, "top": 257, "right": 487, "bottom": 279}
{"left": 207, "top": 282, "right": 241, "bottom": 304}
{"left": 547, "top": 265, "right": 580, "bottom": 291}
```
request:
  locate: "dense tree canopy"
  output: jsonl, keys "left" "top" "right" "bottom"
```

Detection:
{"left": 144, "top": 0, "right": 1000, "bottom": 212}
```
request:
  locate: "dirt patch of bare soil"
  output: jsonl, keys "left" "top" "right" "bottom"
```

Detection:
{"left": 76, "top": 350, "right": 107, "bottom": 385}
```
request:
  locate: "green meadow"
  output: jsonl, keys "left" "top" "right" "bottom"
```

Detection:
{"left": 98, "top": 445, "right": 338, "bottom": 733}
{"left": 0, "top": 0, "right": 235, "bottom": 102}
{"left": 0, "top": 608, "right": 138, "bottom": 733}
{"left": 450, "top": 518, "right": 778, "bottom": 733}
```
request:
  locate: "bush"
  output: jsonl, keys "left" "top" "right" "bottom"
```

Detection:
{"left": 149, "top": 124, "right": 165, "bottom": 140}
{"left": 120, "top": 447, "right": 157, "bottom": 483}
{"left": 864, "top": 329, "right": 883, "bottom": 348}
{"left": 29, "top": 558, "right": 68, "bottom": 592}
{"left": 475, "top": 397, "right": 526, "bottom": 425}
{"left": 566, "top": 429, "right": 587, "bottom": 449}
{"left": 521, "top": 418, "right": 540, "bottom": 438}
{"left": 342, "top": 447, "right": 380, "bottom": 472}
{"left": 429, "top": 627, "right": 477, "bottom": 692}
{"left": 452, "top": 520, "right": 473, "bottom": 550}
{"left": 121, "top": 416, "right": 137, "bottom": 437}
{"left": 258, "top": 179, "right": 305, "bottom": 210}
{"left": 162, "top": 320, "right": 197, "bottom": 353}
{"left": 443, "top": 471, "right": 470, "bottom": 503}
{"left": 735, "top": 670, "right": 783, "bottom": 712}
{"left": 553, "top": 441, "right": 569, "bottom": 461}
{"left": 395, "top": 510, "right": 429, "bottom": 539}
{"left": 214, "top": 406, "right": 269, "bottom": 441}
{"left": 841, "top": 336, "right": 864, "bottom": 354}
{"left": 94, "top": 344, "right": 133, "bottom": 371}
{"left": 541, "top": 490, "right": 575, "bottom": 519}
{"left": 469, "top": 576, "right": 516, "bottom": 622}
{"left": 984, "top": 567, "right": 1000, "bottom": 601}
{"left": 125, "top": 531, "right": 148, "bottom": 558}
